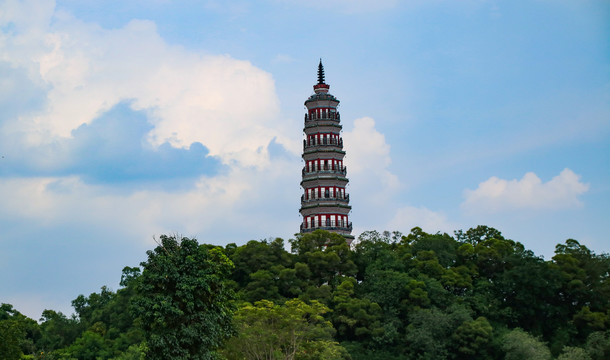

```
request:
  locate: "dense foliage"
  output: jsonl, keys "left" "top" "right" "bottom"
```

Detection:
{"left": 2, "top": 227, "right": 609, "bottom": 359}
{"left": 132, "top": 235, "right": 235, "bottom": 359}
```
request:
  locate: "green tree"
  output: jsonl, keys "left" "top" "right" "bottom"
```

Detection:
{"left": 72, "top": 286, "right": 115, "bottom": 329}
{"left": 492, "top": 249, "right": 563, "bottom": 337}
{"left": 441, "top": 265, "right": 474, "bottom": 295}
{"left": 230, "top": 238, "right": 293, "bottom": 288}
{"left": 403, "top": 305, "right": 471, "bottom": 360}
{"left": 132, "top": 235, "right": 235, "bottom": 360}
{"left": 64, "top": 329, "right": 113, "bottom": 360}
{"left": 353, "top": 230, "right": 404, "bottom": 280}
{"left": 64, "top": 269, "right": 144, "bottom": 359}
{"left": 360, "top": 269, "right": 410, "bottom": 346}
{"left": 585, "top": 331, "right": 610, "bottom": 360}
{"left": 501, "top": 328, "right": 551, "bottom": 360}
{"left": 452, "top": 316, "right": 493, "bottom": 359}
{"left": 0, "top": 303, "right": 40, "bottom": 358}
{"left": 573, "top": 306, "right": 608, "bottom": 334}
{"left": 331, "top": 279, "right": 384, "bottom": 343}
{"left": 242, "top": 269, "right": 282, "bottom": 302}
{"left": 224, "top": 299, "right": 349, "bottom": 360}
{"left": 552, "top": 240, "right": 610, "bottom": 338}
{"left": 455, "top": 225, "right": 504, "bottom": 245}
{"left": 114, "top": 343, "right": 147, "bottom": 360}
{"left": 290, "top": 230, "right": 356, "bottom": 287}
{"left": 0, "top": 318, "right": 25, "bottom": 360}
{"left": 412, "top": 250, "right": 446, "bottom": 280}
{"left": 557, "top": 346, "right": 592, "bottom": 360}
{"left": 408, "top": 230, "right": 458, "bottom": 268}
{"left": 37, "top": 309, "right": 81, "bottom": 353}
{"left": 403, "top": 279, "right": 430, "bottom": 309}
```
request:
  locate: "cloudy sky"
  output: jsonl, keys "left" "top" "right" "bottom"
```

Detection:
{"left": 1, "top": 0, "right": 608, "bottom": 319}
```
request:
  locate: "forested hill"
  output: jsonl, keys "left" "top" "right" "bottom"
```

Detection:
{"left": 1, "top": 226, "right": 609, "bottom": 359}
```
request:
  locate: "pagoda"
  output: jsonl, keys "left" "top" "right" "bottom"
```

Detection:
{"left": 299, "top": 60, "right": 353, "bottom": 243}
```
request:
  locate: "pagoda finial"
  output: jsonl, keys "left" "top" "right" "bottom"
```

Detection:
{"left": 317, "top": 59, "right": 325, "bottom": 84}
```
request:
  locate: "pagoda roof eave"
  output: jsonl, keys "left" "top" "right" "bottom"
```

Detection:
{"left": 304, "top": 95, "right": 340, "bottom": 105}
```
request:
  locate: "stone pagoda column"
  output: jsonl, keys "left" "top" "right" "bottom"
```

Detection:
{"left": 299, "top": 60, "right": 353, "bottom": 244}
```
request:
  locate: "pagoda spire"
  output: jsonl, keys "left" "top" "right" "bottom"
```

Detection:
{"left": 317, "top": 59, "right": 325, "bottom": 84}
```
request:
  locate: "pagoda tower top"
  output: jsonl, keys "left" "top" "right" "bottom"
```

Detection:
{"left": 313, "top": 59, "right": 330, "bottom": 94}
{"left": 317, "top": 59, "right": 325, "bottom": 84}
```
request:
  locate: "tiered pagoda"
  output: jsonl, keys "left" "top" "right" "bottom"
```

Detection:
{"left": 299, "top": 60, "right": 353, "bottom": 243}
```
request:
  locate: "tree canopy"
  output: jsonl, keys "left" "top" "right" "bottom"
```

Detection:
{"left": 3, "top": 227, "right": 609, "bottom": 360}
{"left": 132, "top": 235, "right": 235, "bottom": 360}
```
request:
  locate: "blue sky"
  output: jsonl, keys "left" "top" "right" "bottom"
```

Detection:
{"left": 1, "top": 0, "right": 608, "bottom": 319}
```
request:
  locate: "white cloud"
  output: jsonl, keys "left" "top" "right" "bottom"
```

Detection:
{"left": 342, "top": 118, "right": 458, "bottom": 235}
{"left": 342, "top": 117, "right": 403, "bottom": 233}
{"left": 0, "top": 162, "right": 299, "bottom": 249}
{"left": 387, "top": 205, "right": 458, "bottom": 235}
{"left": 462, "top": 168, "right": 589, "bottom": 213}
{"left": 343, "top": 117, "right": 399, "bottom": 196}
{"left": 0, "top": 0, "right": 290, "bottom": 167}
{"left": 0, "top": 0, "right": 306, "bottom": 253}
{"left": 0, "top": 156, "right": 301, "bottom": 243}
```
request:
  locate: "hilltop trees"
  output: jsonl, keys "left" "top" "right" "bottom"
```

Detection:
{"left": 1, "top": 227, "right": 608, "bottom": 359}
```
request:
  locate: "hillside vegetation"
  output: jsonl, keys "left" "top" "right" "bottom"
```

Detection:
{"left": 1, "top": 226, "right": 609, "bottom": 359}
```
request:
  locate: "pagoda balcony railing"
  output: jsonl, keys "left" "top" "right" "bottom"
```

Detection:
{"left": 303, "top": 139, "right": 343, "bottom": 150}
{"left": 302, "top": 166, "right": 347, "bottom": 177}
{"left": 300, "top": 222, "right": 353, "bottom": 233}
{"left": 304, "top": 112, "right": 340, "bottom": 122}
{"left": 301, "top": 194, "right": 350, "bottom": 203}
